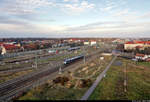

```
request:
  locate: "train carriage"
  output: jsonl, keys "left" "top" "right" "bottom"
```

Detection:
{"left": 68, "top": 47, "right": 80, "bottom": 51}
{"left": 64, "top": 55, "right": 84, "bottom": 65}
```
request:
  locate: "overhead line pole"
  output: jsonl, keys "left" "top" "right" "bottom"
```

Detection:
{"left": 35, "top": 52, "right": 38, "bottom": 70}
{"left": 83, "top": 45, "right": 87, "bottom": 64}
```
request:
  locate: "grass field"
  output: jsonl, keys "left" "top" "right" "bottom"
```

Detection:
{"left": 89, "top": 57, "right": 150, "bottom": 100}
{"left": 136, "top": 62, "right": 150, "bottom": 68}
{"left": 19, "top": 83, "right": 88, "bottom": 100}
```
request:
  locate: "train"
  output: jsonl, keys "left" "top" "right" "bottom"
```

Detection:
{"left": 64, "top": 55, "right": 84, "bottom": 65}
{"left": 67, "top": 47, "right": 80, "bottom": 51}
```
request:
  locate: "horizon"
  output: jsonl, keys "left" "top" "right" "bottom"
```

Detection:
{"left": 0, "top": 0, "right": 150, "bottom": 38}
{"left": 1, "top": 36, "right": 150, "bottom": 38}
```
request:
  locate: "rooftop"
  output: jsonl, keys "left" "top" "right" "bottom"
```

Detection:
{"left": 125, "top": 41, "right": 150, "bottom": 44}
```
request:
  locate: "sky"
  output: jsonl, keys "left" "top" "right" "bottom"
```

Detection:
{"left": 0, "top": 0, "right": 150, "bottom": 38}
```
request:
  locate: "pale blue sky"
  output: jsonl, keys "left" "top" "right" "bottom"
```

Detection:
{"left": 0, "top": 0, "right": 150, "bottom": 38}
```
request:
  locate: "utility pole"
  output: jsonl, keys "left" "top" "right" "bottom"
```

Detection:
{"left": 34, "top": 52, "right": 38, "bottom": 70}
{"left": 59, "top": 64, "right": 62, "bottom": 74}
{"left": 124, "top": 62, "right": 127, "bottom": 92}
{"left": 83, "top": 46, "right": 86, "bottom": 64}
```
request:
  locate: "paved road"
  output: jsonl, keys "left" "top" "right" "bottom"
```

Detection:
{"left": 81, "top": 55, "right": 117, "bottom": 100}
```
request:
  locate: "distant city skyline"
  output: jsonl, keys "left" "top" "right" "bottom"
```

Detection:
{"left": 0, "top": 0, "right": 150, "bottom": 38}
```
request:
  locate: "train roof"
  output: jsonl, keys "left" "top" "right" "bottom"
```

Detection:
{"left": 68, "top": 47, "right": 80, "bottom": 50}
{"left": 64, "top": 55, "right": 84, "bottom": 61}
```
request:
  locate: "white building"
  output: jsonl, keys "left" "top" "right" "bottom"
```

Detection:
{"left": 84, "top": 42, "right": 90, "bottom": 45}
{"left": 0, "top": 46, "right": 6, "bottom": 55}
{"left": 101, "top": 53, "right": 112, "bottom": 56}
{"left": 90, "top": 41, "right": 97, "bottom": 46}
{"left": 135, "top": 54, "right": 150, "bottom": 61}
{"left": 124, "top": 41, "right": 150, "bottom": 50}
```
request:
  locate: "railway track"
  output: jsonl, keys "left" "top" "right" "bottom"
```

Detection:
{"left": 0, "top": 51, "right": 74, "bottom": 72}
{"left": 0, "top": 46, "right": 71, "bottom": 60}
{"left": 1, "top": 46, "right": 83, "bottom": 64}
{"left": 0, "top": 65, "right": 60, "bottom": 96}
{"left": 0, "top": 47, "right": 87, "bottom": 73}
{"left": 0, "top": 61, "right": 60, "bottom": 74}
{"left": 0, "top": 61, "right": 63, "bottom": 89}
{"left": 3, "top": 53, "right": 56, "bottom": 64}
{"left": 0, "top": 49, "right": 103, "bottom": 101}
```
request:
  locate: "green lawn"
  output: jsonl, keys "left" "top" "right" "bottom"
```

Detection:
{"left": 136, "top": 62, "right": 150, "bottom": 68}
{"left": 89, "top": 57, "right": 150, "bottom": 100}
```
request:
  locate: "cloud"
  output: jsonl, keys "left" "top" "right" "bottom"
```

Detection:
{"left": 63, "top": 21, "right": 150, "bottom": 38}
{"left": 0, "top": 22, "right": 67, "bottom": 35}
{"left": 0, "top": 21, "right": 150, "bottom": 38}
{"left": 0, "top": 0, "right": 95, "bottom": 21}
{"left": 61, "top": 1, "right": 95, "bottom": 15}
{"left": 64, "top": 0, "right": 79, "bottom": 2}
{"left": 0, "top": 0, "right": 58, "bottom": 25}
{"left": 7, "top": 1, "right": 54, "bottom": 13}
{"left": 0, "top": 0, "right": 54, "bottom": 15}
{"left": 0, "top": 16, "right": 27, "bottom": 25}
{"left": 140, "top": 12, "right": 150, "bottom": 19}
{"left": 0, "top": 0, "right": 150, "bottom": 38}
{"left": 98, "top": 0, "right": 139, "bottom": 22}
{"left": 99, "top": 0, "right": 121, "bottom": 13}
{"left": 0, "top": 0, "right": 94, "bottom": 16}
